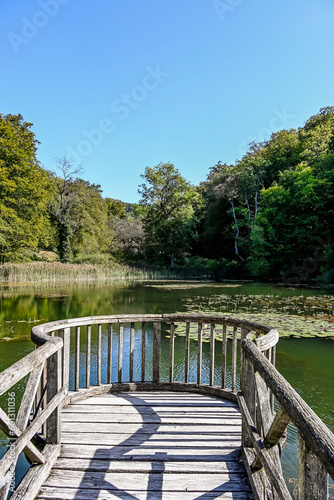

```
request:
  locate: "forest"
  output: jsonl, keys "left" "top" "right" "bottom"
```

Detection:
{"left": 1, "top": 107, "right": 334, "bottom": 285}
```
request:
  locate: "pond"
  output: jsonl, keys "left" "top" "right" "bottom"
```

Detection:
{"left": 0, "top": 280, "right": 334, "bottom": 497}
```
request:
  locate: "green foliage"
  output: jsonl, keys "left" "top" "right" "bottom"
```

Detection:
{"left": 198, "top": 106, "right": 334, "bottom": 280}
{"left": 70, "top": 179, "right": 111, "bottom": 257}
{"left": 2, "top": 107, "right": 334, "bottom": 283}
{"left": 50, "top": 158, "right": 111, "bottom": 262}
{"left": 106, "top": 198, "right": 127, "bottom": 218}
{"left": 139, "top": 162, "right": 199, "bottom": 267}
{"left": 0, "top": 114, "right": 52, "bottom": 261}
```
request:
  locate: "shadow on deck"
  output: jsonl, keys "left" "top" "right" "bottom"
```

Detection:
{"left": 36, "top": 391, "right": 253, "bottom": 500}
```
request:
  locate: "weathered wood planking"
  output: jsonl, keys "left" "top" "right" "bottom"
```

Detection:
{"left": 61, "top": 413, "right": 241, "bottom": 424}
{"left": 60, "top": 443, "right": 243, "bottom": 460}
{"left": 71, "top": 394, "right": 239, "bottom": 406}
{"left": 36, "top": 488, "right": 253, "bottom": 499}
{"left": 41, "top": 470, "right": 251, "bottom": 491}
{"left": 36, "top": 391, "right": 252, "bottom": 499}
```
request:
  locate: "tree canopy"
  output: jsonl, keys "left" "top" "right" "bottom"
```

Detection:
{"left": 0, "top": 114, "right": 51, "bottom": 261}
{"left": 2, "top": 107, "right": 334, "bottom": 284}
{"left": 138, "top": 163, "right": 199, "bottom": 267}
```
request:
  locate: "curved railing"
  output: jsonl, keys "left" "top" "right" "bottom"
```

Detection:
{"left": 0, "top": 313, "right": 333, "bottom": 499}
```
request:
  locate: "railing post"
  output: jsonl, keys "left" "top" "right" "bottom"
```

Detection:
{"left": 46, "top": 343, "right": 62, "bottom": 444}
{"left": 298, "top": 435, "right": 328, "bottom": 500}
{"left": 169, "top": 322, "right": 175, "bottom": 383}
{"left": 75, "top": 326, "right": 80, "bottom": 391}
{"left": 118, "top": 323, "right": 123, "bottom": 383}
{"left": 231, "top": 326, "right": 237, "bottom": 391}
{"left": 184, "top": 322, "right": 190, "bottom": 384}
{"left": 97, "top": 324, "right": 102, "bottom": 386}
{"left": 107, "top": 324, "right": 112, "bottom": 384}
{"left": 209, "top": 323, "right": 215, "bottom": 386}
{"left": 58, "top": 328, "right": 70, "bottom": 393}
{"left": 240, "top": 335, "right": 256, "bottom": 449}
{"left": 197, "top": 322, "right": 202, "bottom": 385}
{"left": 86, "top": 325, "right": 91, "bottom": 387}
{"left": 141, "top": 322, "right": 146, "bottom": 382}
{"left": 129, "top": 322, "right": 135, "bottom": 383}
{"left": 152, "top": 322, "right": 161, "bottom": 384}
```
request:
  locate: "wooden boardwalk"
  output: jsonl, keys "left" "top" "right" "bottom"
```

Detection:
{"left": 36, "top": 391, "right": 253, "bottom": 499}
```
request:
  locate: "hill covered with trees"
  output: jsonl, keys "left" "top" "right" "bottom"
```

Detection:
{"left": 1, "top": 107, "right": 334, "bottom": 284}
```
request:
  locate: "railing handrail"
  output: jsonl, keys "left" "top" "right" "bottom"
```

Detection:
{"left": 31, "top": 312, "right": 275, "bottom": 343}
{"left": 242, "top": 337, "right": 334, "bottom": 480}
{"left": 0, "top": 337, "right": 62, "bottom": 397}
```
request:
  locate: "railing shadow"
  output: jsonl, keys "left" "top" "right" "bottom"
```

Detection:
{"left": 73, "top": 392, "right": 164, "bottom": 500}
{"left": 71, "top": 391, "right": 245, "bottom": 499}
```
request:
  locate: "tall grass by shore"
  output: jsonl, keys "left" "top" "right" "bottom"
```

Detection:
{"left": 0, "top": 262, "right": 165, "bottom": 284}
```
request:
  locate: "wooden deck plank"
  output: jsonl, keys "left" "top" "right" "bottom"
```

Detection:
{"left": 36, "top": 487, "right": 253, "bottom": 499}
{"left": 52, "top": 457, "right": 245, "bottom": 473}
{"left": 62, "top": 413, "right": 241, "bottom": 424}
{"left": 61, "top": 433, "right": 242, "bottom": 446}
{"left": 62, "top": 422, "right": 242, "bottom": 433}
{"left": 73, "top": 394, "right": 238, "bottom": 407}
{"left": 42, "top": 470, "right": 251, "bottom": 492}
{"left": 62, "top": 405, "right": 241, "bottom": 414}
{"left": 36, "top": 391, "right": 251, "bottom": 499}
{"left": 60, "top": 443, "right": 243, "bottom": 461}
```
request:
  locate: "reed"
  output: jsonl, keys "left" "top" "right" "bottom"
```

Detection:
{"left": 0, "top": 262, "right": 164, "bottom": 284}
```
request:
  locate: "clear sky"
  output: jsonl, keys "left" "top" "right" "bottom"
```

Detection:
{"left": 1, "top": 0, "right": 334, "bottom": 202}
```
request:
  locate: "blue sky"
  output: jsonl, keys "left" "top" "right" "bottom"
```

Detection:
{"left": 1, "top": 0, "right": 334, "bottom": 202}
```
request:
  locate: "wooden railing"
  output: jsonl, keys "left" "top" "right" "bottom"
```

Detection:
{"left": 239, "top": 335, "right": 334, "bottom": 500}
{"left": 0, "top": 313, "right": 333, "bottom": 500}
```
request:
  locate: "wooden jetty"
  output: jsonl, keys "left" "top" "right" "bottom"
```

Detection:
{"left": 0, "top": 313, "right": 334, "bottom": 499}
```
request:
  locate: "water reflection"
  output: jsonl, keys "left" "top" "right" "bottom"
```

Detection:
{"left": 0, "top": 281, "right": 334, "bottom": 497}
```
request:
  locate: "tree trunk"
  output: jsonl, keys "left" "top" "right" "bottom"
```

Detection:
{"left": 59, "top": 222, "right": 71, "bottom": 263}
{"left": 230, "top": 200, "right": 244, "bottom": 262}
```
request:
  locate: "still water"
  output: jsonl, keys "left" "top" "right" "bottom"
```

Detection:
{"left": 0, "top": 280, "right": 333, "bottom": 496}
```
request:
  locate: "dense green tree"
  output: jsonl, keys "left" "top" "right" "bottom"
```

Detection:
{"left": 138, "top": 163, "right": 199, "bottom": 267}
{"left": 106, "top": 198, "right": 127, "bottom": 219}
{"left": 0, "top": 114, "right": 51, "bottom": 261}
{"left": 70, "top": 179, "right": 112, "bottom": 258}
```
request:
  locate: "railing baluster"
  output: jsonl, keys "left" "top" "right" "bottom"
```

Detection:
{"left": 169, "top": 322, "right": 175, "bottom": 383}
{"left": 232, "top": 326, "right": 237, "bottom": 392}
{"left": 46, "top": 347, "right": 61, "bottom": 444}
{"left": 86, "top": 325, "right": 91, "bottom": 388}
{"left": 107, "top": 324, "right": 112, "bottom": 384}
{"left": 270, "top": 345, "right": 276, "bottom": 411}
{"left": 141, "top": 322, "right": 146, "bottom": 382}
{"left": 41, "top": 362, "right": 47, "bottom": 437}
{"left": 16, "top": 361, "right": 44, "bottom": 431}
{"left": 118, "top": 323, "right": 123, "bottom": 383}
{"left": 129, "top": 322, "right": 135, "bottom": 382}
{"left": 222, "top": 324, "right": 227, "bottom": 389}
{"left": 75, "top": 326, "right": 80, "bottom": 391}
{"left": 59, "top": 328, "right": 70, "bottom": 392}
{"left": 209, "top": 323, "right": 215, "bottom": 386}
{"left": 298, "top": 435, "right": 328, "bottom": 500}
{"left": 197, "top": 322, "right": 202, "bottom": 385}
{"left": 97, "top": 324, "right": 102, "bottom": 386}
{"left": 152, "top": 322, "right": 161, "bottom": 384}
{"left": 185, "top": 322, "right": 190, "bottom": 383}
